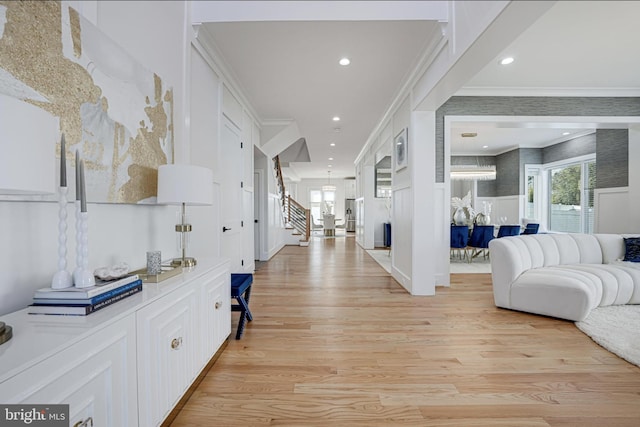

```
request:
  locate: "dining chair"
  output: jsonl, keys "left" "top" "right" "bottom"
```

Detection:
{"left": 497, "top": 225, "right": 521, "bottom": 238}
{"left": 467, "top": 225, "right": 495, "bottom": 261}
{"left": 450, "top": 225, "right": 469, "bottom": 260}
{"left": 522, "top": 223, "right": 540, "bottom": 235}
{"left": 310, "top": 215, "right": 323, "bottom": 234}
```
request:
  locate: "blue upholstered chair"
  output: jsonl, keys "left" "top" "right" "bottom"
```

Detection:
{"left": 497, "top": 225, "right": 521, "bottom": 238}
{"left": 468, "top": 225, "right": 495, "bottom": 261}
{"left": 522, "top": 223, "right": 540, "bottom": 235}
{"left": 450, "top": 225, "right": 469, "bottom": 260}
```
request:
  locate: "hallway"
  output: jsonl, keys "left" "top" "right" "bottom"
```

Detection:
{"left": 171, "top": 238, "right": 640, "bottom": 426}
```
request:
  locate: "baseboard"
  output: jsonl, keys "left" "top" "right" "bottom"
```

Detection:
{"left": 268, "top": 242, "right": 286, "bottom": 259}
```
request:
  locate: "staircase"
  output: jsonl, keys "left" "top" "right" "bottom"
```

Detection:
{"left": 274, "top": 156, "right": 310, "bottom": 246}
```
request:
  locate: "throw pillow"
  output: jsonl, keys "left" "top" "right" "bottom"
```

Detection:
{"left": 623, "top": 237, "right": 640, "bottom": 262}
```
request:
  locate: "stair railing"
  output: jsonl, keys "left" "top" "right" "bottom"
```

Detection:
{"left": 273, "top": 155, "right": 310, "bottom": 242}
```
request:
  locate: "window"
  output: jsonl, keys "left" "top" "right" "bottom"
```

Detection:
{"left": 309, "top": 188, "right": 335, "bottom": 221}
{"left": 549, "top": 163, "right": 583, "bottom": 232}
{"left": 526, "top": 155, "right": 595, "bottom": 234}
{"left": 524, "top": 165, "right": 543, "bottom": 223}
{"left": 309, "top": 190, "right": 322, "bottom": 221}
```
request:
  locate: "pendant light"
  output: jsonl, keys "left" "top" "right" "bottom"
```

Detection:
{"left": 322, "top": 170, "right": 336, "bottom": 192}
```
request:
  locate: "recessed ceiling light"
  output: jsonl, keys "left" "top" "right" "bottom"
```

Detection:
{"left": 328, "top": 164, "right": 333, "bottom": 168}
{"left": 562, "top": 132, "right": 571, "bottom": 136}
{"left": 482, "top": 145, "right": 489, "bottom": 149}
{"left": 461, "top": 132, "right": 478, "bottom": 138}
{"left": 328, "top": 157, "right": 334, "bottom": 161}
{"left": 500, "top": 57, "right": 514, "bottom": 65}
{"left": 330, "top": 143, "right": 336, "bottom": 147}
{"left": 332, "top": 116, "right": 340, "bottom": 122}
{"left": 339, "top": 57, "right": 350, "bottom": 66}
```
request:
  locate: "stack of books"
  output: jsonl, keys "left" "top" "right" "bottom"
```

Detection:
{"left": 28, "top": 274, "right": 143, "bottom": 316}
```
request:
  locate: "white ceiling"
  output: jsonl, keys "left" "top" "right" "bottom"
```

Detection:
{"left": 201, "top": 20, "right": 440, "bottom": 178}
{"left": 198, "top": 1, "right": 640, "bottom": 177}
{"left": 450, "top": 124, "right": 592, "bottom": 156}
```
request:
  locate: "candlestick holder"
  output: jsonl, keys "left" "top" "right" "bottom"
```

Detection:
{"left": 73, "top": 206, "right": 95, "bottom": 288}
{"left": 52, "top": 186, "right": 72, "bottom": 289}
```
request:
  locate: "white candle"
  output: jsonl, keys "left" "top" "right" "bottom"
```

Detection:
{"left": 80, "top": 160, "right": 87, "bottom": 213}
{"left": 60, "top": 134, "right": 67, "bottom": 187}
{"left": 75, "top": 150, "right": 81, "bottom": 201}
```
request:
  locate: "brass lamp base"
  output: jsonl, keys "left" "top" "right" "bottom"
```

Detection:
{"left": 0, "top": 321, "right": 12, "bottom": 345}
{"left": 171, "top": 257, "right": 197, "bottom": 268}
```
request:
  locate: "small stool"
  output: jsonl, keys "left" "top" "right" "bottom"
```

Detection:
{"left": 230, "top": 273, "right": 253, "bottom": 339}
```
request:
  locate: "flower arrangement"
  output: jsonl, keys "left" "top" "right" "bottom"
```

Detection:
{"left": 451, "top": 191, "right": 475, "bottom": 225}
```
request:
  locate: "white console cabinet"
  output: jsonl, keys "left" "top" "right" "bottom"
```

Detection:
{"left": 0, "top": 258, "right": 230, "bottom": 427}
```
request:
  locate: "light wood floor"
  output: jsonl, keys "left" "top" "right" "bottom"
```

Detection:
{"left": 171, "top": 237, "right": 640, "bottom": 426}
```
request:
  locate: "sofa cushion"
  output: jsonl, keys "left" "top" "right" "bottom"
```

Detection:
{"left": 595, "top": 234, "right": 627, "bottom": 263}
{"left": 558, "top": 264, "right": 638, "bottom": 305}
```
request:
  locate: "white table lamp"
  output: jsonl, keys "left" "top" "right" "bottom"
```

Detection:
{"left": 157, "top": 164, "right": 213, "bottom": 268}
{"left": 0, "top": 95, "right": 58, "bottom": 345}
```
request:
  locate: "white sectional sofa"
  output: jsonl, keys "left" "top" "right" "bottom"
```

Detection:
{"left": 489, "top": 233, "right": 640, "bottom": 321}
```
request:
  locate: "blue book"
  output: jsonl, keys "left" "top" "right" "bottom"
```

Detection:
{"left": 33, "top": 279, "right": 143, "bottom": 305}
{"left": 28, "top": 282, "right": 143, "bottom": 316}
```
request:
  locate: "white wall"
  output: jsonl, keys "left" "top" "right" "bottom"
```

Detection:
{"left": 189, "top": 45, "right": 222, "bottom": 261}
{"left": 0, "top": 1, "right": 191, "bottom": 315}
{"left": 254, "top": 146, "right": 286, "bottom": 259}
{"left": 594, "top": 188, "right": 630, "bottom": 234}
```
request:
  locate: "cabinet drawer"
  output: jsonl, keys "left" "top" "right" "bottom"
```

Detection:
{"left": 0, "top": 316, "right": 137, "bottom": 427}
{"left": 136, "top": 282, "right": 199, "bottom": 427}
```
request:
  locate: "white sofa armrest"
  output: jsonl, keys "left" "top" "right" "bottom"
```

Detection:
{"left": 489, "top": 237, "right": 528, "bottom": 308}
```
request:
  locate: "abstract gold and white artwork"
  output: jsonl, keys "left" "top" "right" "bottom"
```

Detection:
{"left": 0, "top": 1, "right": 173, "bottom": 203}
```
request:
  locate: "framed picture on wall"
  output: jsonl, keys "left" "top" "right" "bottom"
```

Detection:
{"left": 394, "top": 128, "right": 408, "bottom": 171}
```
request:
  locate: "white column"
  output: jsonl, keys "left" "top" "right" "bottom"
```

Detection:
{"left": 362, "top": 165, "right": 376, "bottom": 249}
{"left": 410, "top": 111, "right": 438, "bottom": 295}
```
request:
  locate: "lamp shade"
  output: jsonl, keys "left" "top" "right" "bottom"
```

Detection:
{"left": 157, "top": 164, "right": 213, "bottom": 205}
{"left": 0, "top": 95, "right": 56, "bottom": 195}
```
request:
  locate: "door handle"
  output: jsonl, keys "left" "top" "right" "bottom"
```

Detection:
{"left": 223, "top": 227, "right": 232, "bottom": 232}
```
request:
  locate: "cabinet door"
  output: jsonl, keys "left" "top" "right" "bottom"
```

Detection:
{"left": 200, "top": 269, "right": 231, "bottom": 369}
{"left": 136, "top": 283, "right": 199, "bottom": 427}
{"left": 0, "top": 316, "right": 137, "bottom": 427}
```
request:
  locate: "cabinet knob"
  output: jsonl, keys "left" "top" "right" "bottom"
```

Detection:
{"left": 73, "top": 417, "right": 93, "bottom": 427}
{"left": 171, "top": 337, "right": 182, "bottom": 350}
{"left": 215, "top": 301, "right": 222, "bottom": 309}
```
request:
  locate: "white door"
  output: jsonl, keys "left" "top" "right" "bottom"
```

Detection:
{"left": 220, "top": 118, "right": 243, "bottom": 272}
